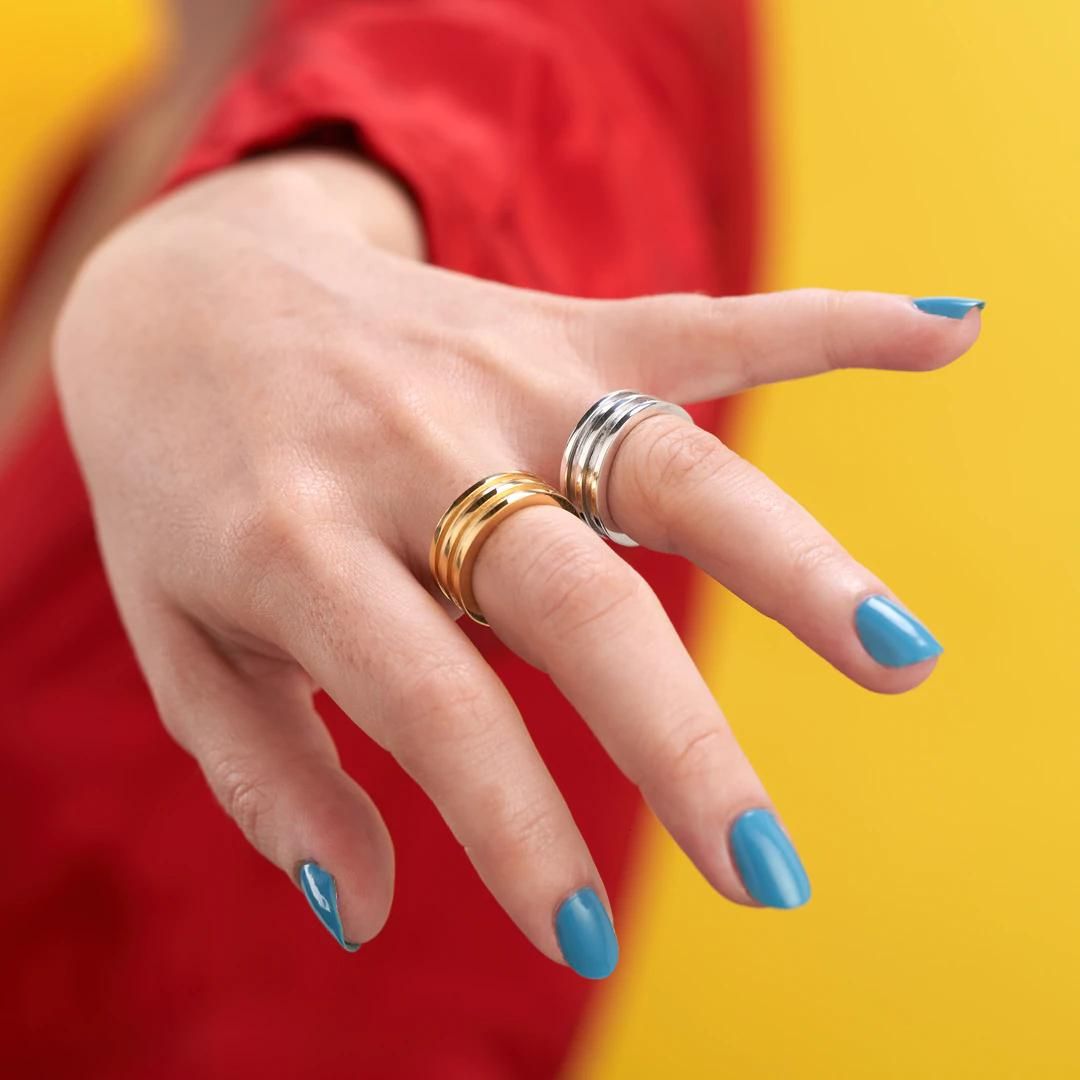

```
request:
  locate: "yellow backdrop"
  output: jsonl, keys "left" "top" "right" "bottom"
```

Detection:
{"left": 578, "top": 2, "right": 1080, "bottom": 1077}
{"left": 0, "top": 2, "right": 157, "bottom": 296}
{"left": 2, "top": 4, "right": 1076, "bottom": 1078}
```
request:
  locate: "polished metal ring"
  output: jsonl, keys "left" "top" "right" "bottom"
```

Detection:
{"left": 560, "top": 389, "right": 692, "bottom": 547}
{"left": 430, "top": 471, "right": 576, "bottom": 625}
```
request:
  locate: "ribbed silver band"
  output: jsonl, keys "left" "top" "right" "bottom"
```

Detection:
{"left": 560, "top": 389, "right": 692, "bottom": 547}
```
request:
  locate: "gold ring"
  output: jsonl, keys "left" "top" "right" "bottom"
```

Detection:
{"left": 430, "top": 472, "right": 576, "bottom": 624}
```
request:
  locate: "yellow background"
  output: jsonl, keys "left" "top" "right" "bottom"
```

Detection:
{"left": 0, "top": 1, "right": 157, "bottom": 296}
{"left": 2, "top": 3, "right": 1077, "bottom": 1078}
{"left": 579, "top": 3, "right": 1080, "bottom": 1077}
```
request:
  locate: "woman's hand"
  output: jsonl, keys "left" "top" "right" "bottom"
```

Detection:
{"left": 54, "top": 150, "right": 982, "bottom": 975}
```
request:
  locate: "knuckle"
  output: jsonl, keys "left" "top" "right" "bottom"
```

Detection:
{"left": 467, "top": 793, "right": 563, "bottom": 866}
{"left": 656, "top": 721, "right": 728, "bottom": 790}
{"left": 500, "top": 797, "right": 562, "bottom": 857}
{"left": 525, "top": 530, "right": 643, "bottom": 638}
{"left": 386, "top": 657, "right": 496, "bottom": 773}
{"left": 399, "top": 656, "right": 485, "bottom": 726}
{"left": 210, "top": 757, "right": 279, "bottom": 852}
{"left": 811, "top": 288, "right": 857, "bottom": 372}
{"left": 631, "top": 425, "right": 738, "bottom": 549}
{"left": 788, "top": 534, "right": 846, "bottom": 585}
{"left": 224, "top": 472, "right": 359, "bottom": 618}
{"left": 230, "top": 490, "right": 324, "bottom": 575}
{"left": 647, "top": 424, "right": 735, "bottom": 498}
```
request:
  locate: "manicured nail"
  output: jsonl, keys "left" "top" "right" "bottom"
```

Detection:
{"left": 730, "top": 809, "right": 811, "bottom": 909}
{"left": 298, "top": 861, "right": 359, "bottom": 952}
{"left": 555, "top": 888, "right": 619, "bottom": 979}
{"left": 855, "top": 594, "right": 943, "bottom": 668}
{"left": 912, "top": 296, "right": 986, "bottom": 319}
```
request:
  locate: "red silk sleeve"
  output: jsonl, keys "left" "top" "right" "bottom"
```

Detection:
{"left": 167, "top": 0, "right": 756, "bottom": 301}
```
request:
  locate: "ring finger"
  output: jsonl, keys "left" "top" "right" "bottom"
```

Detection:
{"left": 280, "top": 550, "right": 620, "bottom": 978}
{"left": 472, "top": 505, "right": 812, "bottom": 910}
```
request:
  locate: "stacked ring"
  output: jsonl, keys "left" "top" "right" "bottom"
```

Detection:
{"left": 430, "top": 471, "right": 576, "bottom": 624}
{"left": 560, "top": 389, "right": 692, "bottom": 546}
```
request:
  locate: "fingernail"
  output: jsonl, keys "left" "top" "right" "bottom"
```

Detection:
{"left": 555, "top": 888, "right": 619, "bottom": 979}
{"left": 855, "top": 594, "right": 943, "bottom": 668}
{"left": 912, "top": 296, "right": 986, "bottom": 319}
{"left": 730, "top": 809, "right": 811, "bottom": 909}
{"left": 298, "top": 861, "right": 359, "bottom": 952}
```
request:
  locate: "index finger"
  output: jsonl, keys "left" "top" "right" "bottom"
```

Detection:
{"left": 585, "top": 289, "right": 984, "bottom": 403}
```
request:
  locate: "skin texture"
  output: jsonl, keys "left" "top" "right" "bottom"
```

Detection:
{"left": 53, "top": 149, "right": 982, "bottom": 968}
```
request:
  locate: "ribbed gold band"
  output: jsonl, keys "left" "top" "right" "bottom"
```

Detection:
{"left": 430, "top": 471, "right": 576, "bottom": 624}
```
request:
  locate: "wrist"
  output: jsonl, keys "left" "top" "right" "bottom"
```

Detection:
{"left": 273, "top": 149, "right": 426, "bottom": 262}
{"left": 161, "top": 149, "right": 427, "bottom": 263}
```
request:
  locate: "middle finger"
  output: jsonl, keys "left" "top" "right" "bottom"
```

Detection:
{"left": 472, "top": 504, "right": 811, "bottom": 910}
{"left": 605, "top": 412, "right": 944, "bottom": 690}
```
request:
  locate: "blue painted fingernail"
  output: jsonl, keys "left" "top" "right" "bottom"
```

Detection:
{"left": 298, "top": 861, "right": 359, "bottom": 952}
{"left": 855, "top": 594, "right": 943, "bottom": 668}
{"left": 912, "top": 296, "right": 986, "bottom": 319}
{"left": 555, "top": 888, "right": 618, "bottom": 979}
{"left": 730, "top": 809, "right": 811, "bottom": 909}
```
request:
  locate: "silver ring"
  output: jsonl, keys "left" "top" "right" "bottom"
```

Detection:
{"left": 560, "top": 389, "right": 692, "bottom": 546}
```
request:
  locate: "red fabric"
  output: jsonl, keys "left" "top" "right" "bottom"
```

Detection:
{"left": 0, "top": 2, "right": 758, "bottom": 1077}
